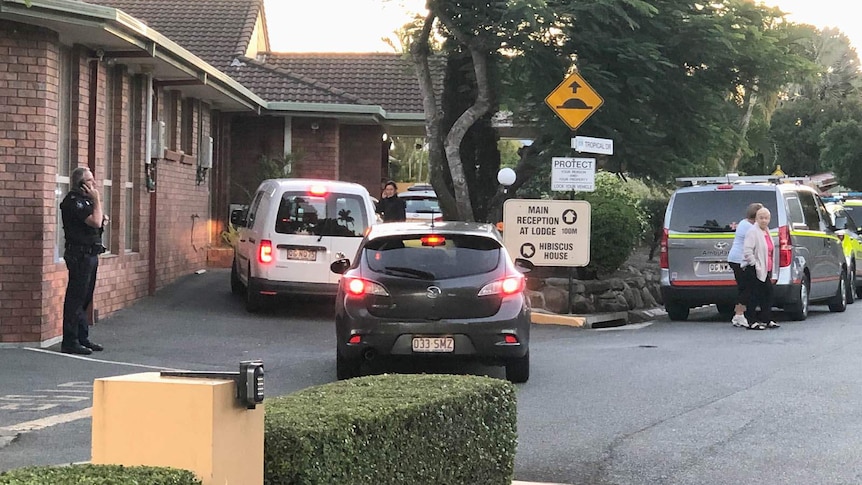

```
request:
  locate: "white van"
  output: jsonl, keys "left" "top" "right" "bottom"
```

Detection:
{"left": 231, "top": 179, "right": 378, "bottom": 312}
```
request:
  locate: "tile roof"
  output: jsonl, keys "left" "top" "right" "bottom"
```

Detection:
{"left": 236, "top": 53, "right": 445, "bottom": 114}
{"left": 87, "top": 0, "right": 263, "bottom": 71}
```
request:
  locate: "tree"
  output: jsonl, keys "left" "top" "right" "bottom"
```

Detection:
{"left": 821, "top": 120, "right": 862, "bottom": 190}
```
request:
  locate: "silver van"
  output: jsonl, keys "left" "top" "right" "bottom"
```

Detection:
{"left": 231, "top": 179, "right": 378, "bottom": 312}
{"left": 659, "top": 175, "right": 847, "bottom": 321}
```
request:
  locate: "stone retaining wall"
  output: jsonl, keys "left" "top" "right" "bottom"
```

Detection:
{"left": 526, "top": 265, "right": 663, "bottom": 314}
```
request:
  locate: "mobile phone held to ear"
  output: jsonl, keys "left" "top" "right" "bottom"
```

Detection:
{"left": 79, "top": 180, "right": 86, "bottom": 190}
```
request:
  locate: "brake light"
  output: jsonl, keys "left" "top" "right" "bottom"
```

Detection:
{"left": 659, "top": 228, "right": 669, "bottom": 269}
{"left": 309, "top": 184, "right": 327, "bottom": 196}
{"left": 421, "top": 235, "right": 446, "bottom": 246}
{"left": 478, "top": 275, "right": 525, "bottom": 296}
{"left": 717, "top": 184, "right": 734, "bottom": 190}
{"left": 258, "top": 240, "right": 273, "bottom": 264}
{"left": 779, "top": 225, "right": 792, "bottom": 267}
{"left": 503, "top": 334, "right": 519, "bottom": 344}
{"left": 344, "top": 277, "right": 389, "bottom": 296}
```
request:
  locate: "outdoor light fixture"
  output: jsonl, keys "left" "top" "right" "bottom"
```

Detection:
{"left": 160, "top": 360, "right": 265, "bottom": 409}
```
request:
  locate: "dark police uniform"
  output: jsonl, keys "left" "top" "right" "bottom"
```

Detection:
{"left": 60, "top": 190, "right": 104, "bottom": 349}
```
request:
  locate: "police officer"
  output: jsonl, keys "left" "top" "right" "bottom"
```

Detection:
{"left": 59, "top": 167, "right": 106, "bottom": 355}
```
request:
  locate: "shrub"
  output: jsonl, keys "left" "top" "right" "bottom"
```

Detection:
{"left": 0, "top": 464, "right": 200, "bottom": 485}
{"left": 582, "top": 196, "right": 643, "bottom": 275}
{"left": 264, "top": 374, "right": 517, "bottom": 485}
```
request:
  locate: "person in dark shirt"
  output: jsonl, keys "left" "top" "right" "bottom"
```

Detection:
{"left": 59, "top": 167, "right": 107, "bottom": 355}
{"left": 375, "top": 180, "right": 406, "bottom": 222}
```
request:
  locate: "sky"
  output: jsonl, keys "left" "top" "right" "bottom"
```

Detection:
{"left": 264, "top": 0, "right": 862, "bottom": 54}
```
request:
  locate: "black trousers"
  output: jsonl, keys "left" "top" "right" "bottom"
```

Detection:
{"left": 745, "top": 269, "right": 774, "bottom": 323}
{"left": 62, "top": 250, "right": 98, "bottom": 346}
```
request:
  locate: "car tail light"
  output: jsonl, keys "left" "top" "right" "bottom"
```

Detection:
{"left": 659, "top": 228, "right": 669, "bottom": 269}
{"left": 258, "top": 240, "right": 273, "bottom": 264}
{"left": 344, "top": 277, "right": 389, "bottom": 296}
{"left": 309, "top": 184, "right": 327, "bottom": 196}
{"left": 779, "top": 225, "right": 792, "bottom": 267}
{"left": 421, "top": 235, "right": 446, "bottom": 246}
{"left": 348, "top": 335, "right": 362, "bottom": 344}
{"left": 478, "top": 275, "right": 525, "bottom": 296}
{"left": 503, "top": 334, "right": 519, "bottom": 344}
{"left": 716, "top": 184, "right": 734, "bottom": 190}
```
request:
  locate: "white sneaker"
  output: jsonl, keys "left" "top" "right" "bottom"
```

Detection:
{"left": 731, "top": 314, "right": 748, "bottom": 327}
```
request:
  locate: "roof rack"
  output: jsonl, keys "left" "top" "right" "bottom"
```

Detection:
{"left": 675, "top": 174, "right": 810, "bottom": 187}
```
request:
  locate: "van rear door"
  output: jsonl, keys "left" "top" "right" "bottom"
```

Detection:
{"left": 666, "top": 188, "right": 778, "bottom": 286}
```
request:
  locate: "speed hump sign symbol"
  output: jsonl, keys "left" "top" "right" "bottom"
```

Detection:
{"left": 545, "top": 72, "right": 604, "bottom": 130}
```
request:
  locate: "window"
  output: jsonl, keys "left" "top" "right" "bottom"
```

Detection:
{"left": 784, "top": 195, "right": 804, "bottom": 225}
{"left": 164, "top": 91, "right": 178, "bottom": 150}
{"left": 668, "top": 191, "right": 779, "bottom": 233}
{"left": 181, "top": 97, "right": 195, "bottom": 154}
{"left": 125, "top": 75, "right": 142, "bottom": 252}
{"left": 55, "top": 46, "right": 73, "bottom": 260}
{"left": 797, "top": 192, "right": 821, "bottom": 231}
{"left": 246, "top": 191, "right": 265, "bottom": 230}
{"left": 364, "top": 235, "right": 501, "bottom": 280}
{"left": 102, "top": 66, "right": 120, "bottom": 254}
{"left": 274, "top": 192, "right": 368, "bottom": 237}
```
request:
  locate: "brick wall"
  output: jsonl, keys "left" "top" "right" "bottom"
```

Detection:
{"left": 0, "top": 22, "right": 59, "bottom": 343}
{"left": 339, "top": 124, "right": 385, "bottom": 197}
{"left": 292, "top": 118, "right": 339, "bottom": 180}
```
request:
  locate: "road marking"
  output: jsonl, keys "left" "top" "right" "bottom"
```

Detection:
{"left": 24, "top": 348, "right": 187, "bottom": 371}
{"left": 1, "top": 407, "right": 92, "bottom": 433}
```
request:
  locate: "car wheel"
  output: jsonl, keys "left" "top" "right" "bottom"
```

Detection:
{"left": 716, "top": 303, "right": 734, "bottom": 319}
{"left": 847, "top": 265, "right": 856, "bottom": 304}
{"left": 666, "top": 302, "right": 690, "bottom": 321}
{"left": 505, "top": 351, "right": 530, "bottom": 384}
{"left": 828, "top": 271, "right": 847, "bottom": 313}
{"left": 245, "top": 265, "right": 263, "bottom": 313}
{"left": 230, "top": 258, "right": 243, "bottom": 296}
{"left": 336, "top": 351, "right": 361, "bottom": 380}
{"left": 786, "top": 275, "right": 809, "bottom": 321}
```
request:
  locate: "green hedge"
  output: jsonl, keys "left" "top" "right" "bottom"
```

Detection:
{"left": 0, "top": 464, "right": 201, "bottom": 485}
{"left": 264, "top": 374, "right": 517, "bottom": 485}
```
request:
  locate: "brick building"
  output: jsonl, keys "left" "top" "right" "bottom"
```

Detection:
{"left": 0, "top": 0, "right": 439, "bottom": 346}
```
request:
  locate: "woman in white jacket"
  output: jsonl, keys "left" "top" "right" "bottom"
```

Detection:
{"left": 742, "top": 207, "right": 779, "bottom": 330}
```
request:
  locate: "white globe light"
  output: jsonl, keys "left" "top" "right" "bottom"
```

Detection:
{"left": 497, "top": 167, "right": 516, "bottom": 186}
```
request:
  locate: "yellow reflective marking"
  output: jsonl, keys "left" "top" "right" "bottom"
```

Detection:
{"left": 790, "top": 230, "right": 839, "bottom": 241}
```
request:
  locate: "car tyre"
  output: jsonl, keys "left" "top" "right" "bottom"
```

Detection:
{"left": 336, "top": 351, "right": 361, "bottom": 380}
{"left": 230, "top": 258, "right": 243, "bottom": 296}
{"left": 847, "top": 264, "right": 856, "bottom": 304}
{"left": 786, "top": 275, "right": 810, "bottom": 321}
{"left": 245, "top": 265, "right": 263, "bottom": 313}
{"left": 828, "top": 271, "right": 847, "bottom": 313}
{"left": 505, "top": 351, "right": 530, "bottom": 384}
{"left": 666, "top": 302, "right": 690, "bottom": 321}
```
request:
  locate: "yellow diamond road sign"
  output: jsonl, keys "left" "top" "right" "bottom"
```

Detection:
{"left": 545, "top": 72, "right": 604, "bottom": 131}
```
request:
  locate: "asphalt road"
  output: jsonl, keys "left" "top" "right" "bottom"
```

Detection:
{"left": 2, "top": 268, "right": 862, "bottom": 485}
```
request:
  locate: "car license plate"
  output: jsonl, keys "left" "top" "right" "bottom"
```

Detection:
{"left": 286, "top": 248, "right": 316, "bottom": 261}
{"left": 708, "top": 262, "right": 731, "bottom": 273}
{"left": 412, "top": 337, "right": 454, "bottom": 353}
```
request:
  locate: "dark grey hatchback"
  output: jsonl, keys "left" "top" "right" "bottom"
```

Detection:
{"left": 330, "top": 221, "right": 532, "bottom": 383}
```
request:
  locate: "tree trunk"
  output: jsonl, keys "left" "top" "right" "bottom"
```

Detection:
{"left": 730, "top": 84, "right": 758, "bottom": 172}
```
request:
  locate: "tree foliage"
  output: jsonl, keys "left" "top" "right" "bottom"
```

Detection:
{"left": 821, "top": 120, "right": 862, "bottom": 190}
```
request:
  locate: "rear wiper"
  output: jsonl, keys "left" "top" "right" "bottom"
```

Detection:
{"left": 687, "top": 225, "right": 730, "bottom": 233}
{"left": 383, "top": 266, "right": 435, "bottom": 280}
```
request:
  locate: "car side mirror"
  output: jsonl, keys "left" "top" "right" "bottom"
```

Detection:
{"left": 514, "top": 258, "right": 534, "bottom": 274}
{"left": 330, "top": 258, "right": 351, "bottom": 274}
{"left": 230, "top": 208, "right": 247, "bottom": 227}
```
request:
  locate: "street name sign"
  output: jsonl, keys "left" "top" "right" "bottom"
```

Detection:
{"left": 572, "top": 136, "right": 613, "bottom": 155}
{"left": 551, "top": 157, "right": 596, "bottom": 192}
{"left": 544, "top": 72, "right": 604, "bottom": 130}
{"left": 502, "top": 199, "right": 591, "bottom": 267}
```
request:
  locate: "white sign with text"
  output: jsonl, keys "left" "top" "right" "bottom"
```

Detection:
{"left": 551, "top": 157, "right": 596, "bottom": 192}
{"left": 572, "top": 136, "right": 613, "bottom": 155}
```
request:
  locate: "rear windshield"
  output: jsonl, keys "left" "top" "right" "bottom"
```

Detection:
{"left": 668, "top": 190, "right": 779, "bottom": 233}
{"left": 274, "top": 192, "right": 368, "bottom": 237}
{"left": 403, "top": 197, "right": 440, "bottom": 214}
{"left": 363, "top": 234, "right": 500, "bottom": 279}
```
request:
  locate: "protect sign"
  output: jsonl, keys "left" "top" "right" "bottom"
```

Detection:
{"left": 502, "top": 199, "right": 591, "bottom": 267}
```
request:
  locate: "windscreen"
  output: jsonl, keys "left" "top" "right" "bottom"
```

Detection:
{"left": 364, "top": 234, "right": 500, "bottom": 279}
{"left": 668, "top": 190, "right": 779, "bottom": 233}
{"left": 274, "top": 192, "right": 368, "bottom": 237}
{"left": 843, "top": 205, "right": 860, "bottom": 227}
{"left": 404, "top": 197, "right": 440, "bottom": 214}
